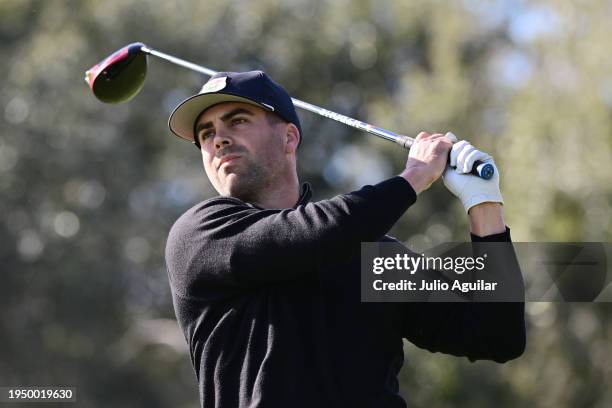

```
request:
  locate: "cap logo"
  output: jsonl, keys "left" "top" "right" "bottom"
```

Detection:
{"left": 200, "top": 77, "right": 227, "bottom": 93}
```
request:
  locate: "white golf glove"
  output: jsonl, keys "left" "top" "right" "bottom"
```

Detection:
{"left": 442, "top": 133, "right": 503, "bottom": 213}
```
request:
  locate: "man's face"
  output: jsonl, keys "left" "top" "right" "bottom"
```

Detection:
{"left": 195, "top": 102, "right": 291, "bottom": 201}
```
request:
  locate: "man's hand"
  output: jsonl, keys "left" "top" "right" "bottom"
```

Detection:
{"left": 442, "top": 139, "right": 504, "bottom": 213}
{"left": 400, "top": 132, "right": 454, "bottom": 194}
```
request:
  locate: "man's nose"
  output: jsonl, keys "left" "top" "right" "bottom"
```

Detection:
{"left": 213, "top": 127, "right": 233, "bottom": 150}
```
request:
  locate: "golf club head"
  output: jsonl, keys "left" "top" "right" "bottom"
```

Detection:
{"left": 85, "top": 42, "right": 148, "bottom": 103}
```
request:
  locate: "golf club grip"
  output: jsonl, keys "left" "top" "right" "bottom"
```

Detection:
{"left": 466, "top": 160, "right": 494, "bottom": 179}
{"left": 394, "top": 135, "right": 494, "bottom": 180}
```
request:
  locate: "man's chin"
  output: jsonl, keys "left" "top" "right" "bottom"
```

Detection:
{"left": 220, "top": 175, "right": 254, "bottom": 200}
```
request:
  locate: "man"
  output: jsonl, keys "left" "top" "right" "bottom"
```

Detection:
{"left": 165, "top": 70, "right": 525, "bottom": 407}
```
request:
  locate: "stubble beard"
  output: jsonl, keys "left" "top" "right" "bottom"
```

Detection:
{"left": 222, "top": 156, "right": 268, "bottom": 202}
{"left": 209, "top": 124, "right": 290, "bottom": 203}
{"left": 218, "top": 150, "right": 286, "bottom": 203}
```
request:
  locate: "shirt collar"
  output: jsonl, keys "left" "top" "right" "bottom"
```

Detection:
{"left": 295, "top": 182, "right": 312, "bottom": 207}
{"left": 243, "top": 182, "right": 312, "bottom": 210}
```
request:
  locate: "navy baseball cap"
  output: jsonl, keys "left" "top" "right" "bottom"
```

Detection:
{"left": 168, "top": 70, "right": 302, "bottom": 147}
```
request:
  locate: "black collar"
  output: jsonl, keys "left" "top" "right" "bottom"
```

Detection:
{"left": 243, "top": 182, "right": 312, "bottom": 210}
{"left": 295, "top": 182, "right": 312, "bottom": 207}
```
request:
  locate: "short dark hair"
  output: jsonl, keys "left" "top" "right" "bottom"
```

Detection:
{"left": 265, "top": 111, "right": 286, "bottom": 127}
{"left": 266, "top": 112, "right": 302, "bottom": 147}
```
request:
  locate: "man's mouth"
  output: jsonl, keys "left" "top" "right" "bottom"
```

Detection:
{"left": 218, "top": 154, "right": 241, "bottom": 169}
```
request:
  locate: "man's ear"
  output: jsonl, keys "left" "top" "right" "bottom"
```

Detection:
{"left": 284, "top": 123, "right": 300, "bottom": 154}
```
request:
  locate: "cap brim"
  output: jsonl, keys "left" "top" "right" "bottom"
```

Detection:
{"left": 168, "top": 93, "right": 273, "bottom": 143}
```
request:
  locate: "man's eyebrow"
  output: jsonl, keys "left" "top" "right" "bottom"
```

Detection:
{"left": 195, "top": 108, "right": 255, "bottom": 134}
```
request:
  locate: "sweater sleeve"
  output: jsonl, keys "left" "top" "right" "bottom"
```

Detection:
{"left": 165, "top": 177, "right": 417, "bottom": 297}
{"left": 401, "top": 228, "right": 527, "bottom": 363}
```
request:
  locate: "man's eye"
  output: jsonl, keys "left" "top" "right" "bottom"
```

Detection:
{"left": 199, "top": 130, "right": 214, "bottom": 141}
{"left": 231, "top": 118, "right": 246, "bottom": 126}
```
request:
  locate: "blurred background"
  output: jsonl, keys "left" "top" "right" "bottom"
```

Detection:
{"left": 1, "top": 0, "right": 611, "bottom": 406}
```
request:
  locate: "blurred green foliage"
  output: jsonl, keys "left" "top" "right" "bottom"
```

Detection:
{"left": 1, "top": 0, "right": 611, "bottom": 407}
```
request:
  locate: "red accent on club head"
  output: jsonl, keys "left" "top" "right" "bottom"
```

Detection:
{"left": 85, "top": 47, "right": 130, "bottom": 89}
{"left": 85, "top": 42, "right": 147, "bottom": 104}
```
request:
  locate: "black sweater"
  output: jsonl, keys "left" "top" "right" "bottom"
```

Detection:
{"left": 165, "top": 176, "right": 526, "bottom": 408}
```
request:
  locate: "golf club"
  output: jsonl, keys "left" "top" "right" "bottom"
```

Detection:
{"left": 85, "top": 42, "right": 494, "bottom": 180}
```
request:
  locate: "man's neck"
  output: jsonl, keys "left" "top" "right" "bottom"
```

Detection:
{"left": 224, "top": 160, "right": 301, "bottom": 209}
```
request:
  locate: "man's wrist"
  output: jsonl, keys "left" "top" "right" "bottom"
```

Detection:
{"left": 468, "top": 202, "right": 506, "bottom": 236}
{"left": 400, "top": 167, "right": 429, "bottom": 195}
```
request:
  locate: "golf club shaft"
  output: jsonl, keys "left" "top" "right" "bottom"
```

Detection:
{"left": 142, "top": 46, "right": 218, "bottom": 77}
{"left": 143, "top": 45, "right": 415, "bottom": 148}
{"left": 141, "top": 45, "right": 492, "bottom": 179}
